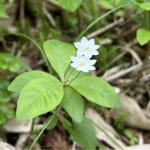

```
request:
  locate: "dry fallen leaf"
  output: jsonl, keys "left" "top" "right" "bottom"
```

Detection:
{"left": 86, "top": 108, "right": 126, "bottom": 150}
{"left": 0, "top": 140, "right": 15, "bottom": 150}
{"left": 113, "top": 94, "right": 150, "bottom": 130}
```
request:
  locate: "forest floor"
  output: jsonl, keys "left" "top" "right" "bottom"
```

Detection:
{"left": 0, "top": 0, "right": 150, "bottom": 150}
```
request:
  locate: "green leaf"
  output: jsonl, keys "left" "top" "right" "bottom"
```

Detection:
{"left": 63, "top": 117, "right": 97, "bottom": 149}
{"left": 8, "top": 0, "right": 14, "bottom": 3}
{"left": 43, "top": 40, "right": 76, "bottom": 81}
{"left": 133, "top": 0, "right": 144, "bottom": 3}
{"left": 136, "top": 28, "right": 150, "bottom": 45}
{"left": 0, "top": 89, "right": 12, "bottom": 102}
{"left": 70, "top": 76, "right": 120, "bottom": 108}
{"left": 0, "top": 104, "right": 15, "bottom": 125}
{"left": 139, "top": 2, "right": 150, "bottom": 10}
{"left": 0, "top": 53, "right": 27, "bottom": 73}
{"left": 8, "top": 71, "right": 54, "bottom": 93}
{"left": 49, "top": 0, "right": 82, "bottom": 11}
{"left": 0, "top": 78, "right": 12, "bottom": 102}
{"left": 45, "top": 115, "right": 58, "bottom": 130}
{"left": 16, "top": 77, "right": 64, "bottom": 120}
{"left": 0, "top": 2, "right": 8, "bottom": 18}
{"left": 98, "top": 0, "right": 114, "bottom": 9}
{"left": 62, "top": 87, "right": 84, "bottom": 122}
{"left": 0, "top": 113, "right": 6, "bottom": 125}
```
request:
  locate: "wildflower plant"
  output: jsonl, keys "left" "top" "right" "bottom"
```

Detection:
{"left": 8, "top": 37, "right": 120, "bottom": 149}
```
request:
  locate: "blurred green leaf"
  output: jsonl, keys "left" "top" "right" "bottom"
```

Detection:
{"left": 49, "top": 0, "right": 82, "bottom": 11}
{"left": 8, "top": 0, "right": 15, "bottom": 4}
{"left": 0, "top": 104, "right": 14, "bottom": 125}
{"left": 0, "top": 113, "right": 6, "bottom": 125}
{"left": 0, "top": 53, "right": 27, "bottom": 73}
{"left": 139, "top": 2, "right": 150, "bottom": 10}
{"left": 98, "top": 0, "right": 129, "bottom": 9}
{"left": 133, "top": 0, "right": 144, "bottom": 3}
{"left": 136, "top": 28, "right": 150, "bottom": 45}
{"left": 0, "top": 78, "right": 12, "bottom": 102}
{"left": 0, "top": 2, "right": 8, "bottom": 18}
{"left": 124, "top": 129, "right": 138, "bottom": 145}
{"left": 98, "top": 0, "right": 114, "bottom": 9}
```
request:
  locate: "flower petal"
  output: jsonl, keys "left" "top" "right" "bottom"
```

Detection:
{"left": 71, "top": 56, "right": 76, "bottom": 62}
{"left": 94, "top": 45, "right": 100, "bottom": 50}
{"left": 81, "top": 37, "right": 88, "bottom": 43}
{"left": 89, "top": 39, "right": 95, "bottom": 45}
{"left": 93, "top": 50, "right": 99, "bottom": 55}
{"left": 74, "top": 42, "right": 81, "bottom": 49}
{"left": 77, "top": 50, "right": 84, "bottom": 56}
{"left": 90, "top": 59, "right": 97, "bottom": 65}
{"left": 89, "top": 66, "right": 96, "bottom": 71}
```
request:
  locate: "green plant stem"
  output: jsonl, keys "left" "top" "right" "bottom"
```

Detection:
{"left": 0, "top": 29, "right": 8, "bottom": 50}
{"left": 30, "top": 118, "right": 35, "bottom": 135}
{"left": 93, "top": 121, "right": 125, "bottom": 150}
{"left": 9, "top": 33, "right": 52, "bottom": 73}
{"left": 145, "top": 10, "right": 150, "bottom": 30}
{"left": 28, "top": 114, "right": 56, "bottom": 150}
{"left": 64, "top": 67, "right": 76, "bottom": 82}
{"left": 68, "top": 71, "right": 81, "bottom": 84}
{"left": 76, "top": 5, "right": 124, "bottom": 40}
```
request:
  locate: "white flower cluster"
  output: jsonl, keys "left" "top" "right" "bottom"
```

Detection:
{"left": 71, "top": 37, "right": 100, "bottom": 72}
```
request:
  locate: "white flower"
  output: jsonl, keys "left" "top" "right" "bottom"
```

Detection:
{"left": 74, "top": 37, "right": 100, "bottom": 58}
{"left": 71, "top": 55, "right": 96, "bottom": 72}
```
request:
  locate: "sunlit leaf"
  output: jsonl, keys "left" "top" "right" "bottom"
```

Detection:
{"left": 70, "top": 76, "right": 120, "bottom": 108}
{"left": 62, "top": 87, "right": 84, "bottom": 122}
{"left": 16, "top": 77, "right": 64, "bottom": 120}
{"left": 43, "top": 40, "right": 76, "bottom": 81}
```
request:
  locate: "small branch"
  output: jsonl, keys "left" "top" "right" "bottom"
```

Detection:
{"left": 20, "top": 0, "right": 25, "bottom": 29}
{"left": 72, "top": 142, "right": 76, "bottom": 150}
{"left": 43, "top": 1, "right": 56, "bottom": 27}
{"left": 76, "top": 6, "right": 124, "bottom": 40}
{"left": 103, "top": 64, "right": 142, "bottom": 82}
{"left": 87, "top": 18, "right": 124, "bottom": 38}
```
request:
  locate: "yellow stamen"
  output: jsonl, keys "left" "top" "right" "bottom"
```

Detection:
{"left": 84, "top": 47, "right": 89, "bottom": 51}
{"left": 80, "top": 62, "right": 85, "bottom": 66}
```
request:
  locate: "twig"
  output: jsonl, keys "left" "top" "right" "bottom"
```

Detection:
{"left": 87, "top": 17, "right": 124, "bottom": 38}
{"left": 72, "top": 142, "right": 76, "bottom": 150}
{"left": 76, "top": 5, "right": 124, "bottom": 40}
{"left": 120, "top": 40, "right": 142, "bottom": 65}
{"left": 20, "top": 0, "right": 25, "bottom": 29}
{"left": 102, "top": 39, "right": 143, "bottom": 81}
{"left": 124, "top": 47, "right": 142, "bottom": 65}
{"left": 43, "top": 1, "right": 56, "bottom": 27}
{"left": 103, "top": 64, "right": 142, "bottom": 82}
{"left": 106, "top": 40, "right": 137, "bottom": 68}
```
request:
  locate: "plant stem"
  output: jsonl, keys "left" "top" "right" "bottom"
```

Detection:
{"left": 30, "top": 118, "right": 35, "bottom": 135}
{"left": 76, "top": 5, "right": 124, "bottom": 40}
{"left": 28, "top": 113, "right": 56, "bottom": 150}
{"left": 68, "top": 71, "right": 81, "bottom": 85}
{"left": 64, "top": 67, "right": 77, "bottom": 82}
{"left": 0, "top": 29, "right": 8, "bottom": 51}
{"left": 144, "top": 10, "right": 150, "bottom": 30}
{"left": 9, "top": 33, "right": 52, "bottom": 73}
{"left": 93, "top": 121, "right": 125, "bottom": 150}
